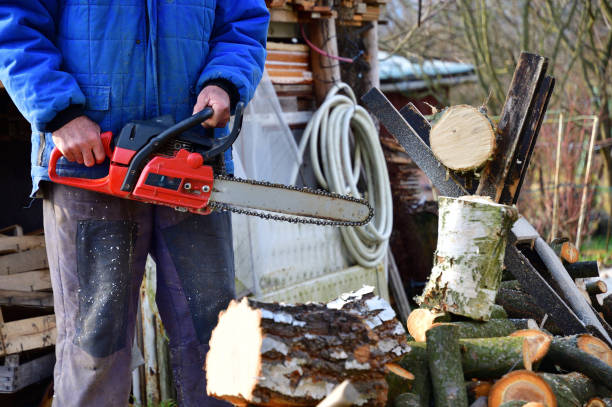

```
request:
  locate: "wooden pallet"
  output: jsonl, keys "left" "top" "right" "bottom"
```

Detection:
{"left": 0, "top": 308, "right": 56, "bottom": 357}
{"left": 0, "top": 352, "right": 55, "bottom": 393}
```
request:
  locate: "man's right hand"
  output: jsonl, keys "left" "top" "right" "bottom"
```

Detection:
{"left": 52, "top": 116, "right": 106, "bottom": 167}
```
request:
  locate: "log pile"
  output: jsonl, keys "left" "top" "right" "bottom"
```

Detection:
{"left": 0, "top": 226, "right": 56, "bottom": 394}
{"left": 397, "top": 306, "right": 612, "bottom": 407}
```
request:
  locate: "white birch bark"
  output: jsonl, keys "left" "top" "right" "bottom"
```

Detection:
{"left": 416, "top": 196, "right": 518, "bottom": 320}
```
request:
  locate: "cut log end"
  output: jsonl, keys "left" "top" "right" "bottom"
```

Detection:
{"left": 406, "top": 308, "right": 449, "bottom": 342}
{"left": 576, "top": 334, "right": 612, "bottom": 366}
{"left": 509, "top": 329, "right": 553, "bottom": 369}
{"left": 489, "top": 370, "right": 556, "bottom": 407}
{"left": 430, "top": 105, "right": 496, "bottom": 171}
{"left": 206, "top": 297, "right": 262, "bottom": 402}
{"left": 385, "top": 363, "right": 415, "bottom": 381}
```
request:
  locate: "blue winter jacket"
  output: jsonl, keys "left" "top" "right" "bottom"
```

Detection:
{"left": 0, "top": 1, "right": 269, "bottom": 195}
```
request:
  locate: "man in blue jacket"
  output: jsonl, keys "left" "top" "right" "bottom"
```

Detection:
{"left": 0, "top": 2, "right": 269, "bottom": 406}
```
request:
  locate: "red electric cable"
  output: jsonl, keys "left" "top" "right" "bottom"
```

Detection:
{"left": 300, "top": 25, "right": 355, "bottom": 64}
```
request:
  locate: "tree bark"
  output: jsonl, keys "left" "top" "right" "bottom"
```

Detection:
{"left": 394, "top": 342, "right": 431, "bottom": 407}
{"left": 417, "top": 196, "right": 518, "bottom": 320}
{"left": 206, "top": 288, "right": 409, "bottom": 406}
{"left": 495, "top": 288, "right": 563, "bottom": 335}
{"left": 564, "top": 261, "right": 600, "bottom": 280}
{"left": 426, "top": 325, "right": 469, "bottom": 407}
{"left": 545, "top": 335, "right": 612, "bottom": 389}
{"left": 431, "top": 319, "right": 532, "bottom": 339}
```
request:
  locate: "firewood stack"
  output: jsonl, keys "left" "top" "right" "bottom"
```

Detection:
{"left": 0, "top": 226, "right": 56, "bottom": 395}
{"left": 266, "top": 0, "right": 387, "bottom": 26}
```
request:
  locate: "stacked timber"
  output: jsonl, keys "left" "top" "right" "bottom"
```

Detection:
{"left": 266, "top": 0, "right": 387, "bottom": 27}
{"left": 0, "top": 226, "right": 56, "bottom": 394}
{"left": 206, "top": 287, "right": 409, "bottom": 406}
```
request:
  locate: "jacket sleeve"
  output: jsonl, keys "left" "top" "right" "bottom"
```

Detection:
{"left": 197, "top": 0, "right": 269, "bottom": 107}
{"left": 0, "top": 1, "right": 85, "bottom": 131}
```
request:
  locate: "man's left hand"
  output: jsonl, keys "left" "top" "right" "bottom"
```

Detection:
{"left": 193, "top": 85, "right": 231, "bottom": 128}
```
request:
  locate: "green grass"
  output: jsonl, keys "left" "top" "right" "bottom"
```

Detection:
{"left": 580, "top": 235, "right": 612, "bottom": 266}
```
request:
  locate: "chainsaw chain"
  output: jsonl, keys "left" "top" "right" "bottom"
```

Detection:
{"left": 207, "top": 174, "right": 374, "bottom": 227}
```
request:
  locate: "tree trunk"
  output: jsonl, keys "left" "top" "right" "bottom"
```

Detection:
{"left": 417, "top": 196, "right": 518, "bottom": 320}
{"left": 564, "top": 261, "right": 600, "bottom": 280}
{"left": 206, "top": 288, "right": 409, "bottom": 406}
{"left": 431, "top": 319, "right": 532, "bottom": 339}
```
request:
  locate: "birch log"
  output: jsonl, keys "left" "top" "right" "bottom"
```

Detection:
{"left": 206, "top": 287, "right": 409, "bottom": 407}
{"left": 429, "top": 105, "right": 496, "bottom": 171}
{"left": 417, "top": 196, "right": 518, "bottom": 320}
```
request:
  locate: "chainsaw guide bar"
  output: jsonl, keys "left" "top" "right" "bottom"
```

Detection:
{"left": 208, "top": 174, "right": 374, "bottom": 227}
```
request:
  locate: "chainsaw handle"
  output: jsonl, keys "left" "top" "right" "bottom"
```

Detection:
{"left": 201, "top": 102, "right": 245, "bottom": 160}
{"left": 48, "top": 131, "right": 114, "bottom": 188}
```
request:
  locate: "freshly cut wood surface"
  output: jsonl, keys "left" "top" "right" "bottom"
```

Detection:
{"left": 467, "top": 380, "right": 492, "bottom": 399}
{"left": 575, "top": 334, "right": 612, "bottom": 365}
{"left": 551, "top": 241, "right": 579, "bottom": 264}
{"left": 488, "top": 370, "right": 556, "bottom": 407}
{"left": 206, "top": 287, "right": 408, "bottom": 407}
{"left": 386, "top": 363, "right": 415, "bottom": 403}
{"left": 545, "top": 335, "right": 612, "bottom": 388}
{"left": 508, "top": 329, "right": 552, "bottom": 368}
{"left": 586, "top": 398, "right": 612, "bottom": 407}
{"left": 429, "top": 105, "right": 495, "bottom": 171}
{"left": 586, "top": 281, "right": 608, "bottom": 296}
{"left": 407, "top": 308, "right": 450, "bottom": 342}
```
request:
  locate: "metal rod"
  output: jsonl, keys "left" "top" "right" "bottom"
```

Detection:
{"left": 550, "top": 112, "right": 564, "bottom": 241}
{"left": 576, "top": 116, "right": 599, "bottom": 251}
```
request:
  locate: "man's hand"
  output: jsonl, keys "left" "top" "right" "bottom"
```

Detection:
{"left": 52, "top": 116, "right": 105, "bottom": 167}
{"left": 193, "top": 85, "right": 231, "bottom": 128}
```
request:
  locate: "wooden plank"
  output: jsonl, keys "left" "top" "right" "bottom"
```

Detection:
{"left": 267, "top": 42, "right": 310, "bottom": 52}
{"left": 0, "top": 290, "right": 53, "bottom": 307}
{"left": 0, "top": 247, "right": 48, "bottom": 275}
{"left": 0, "top": 270, "right": 51, "bottom": 292}
{"left": 500, "top": 76, "right": 555, "bottom": 205}
{"left": 0, "top": 352, "right": 55, "bottom": 393}
{"left": 476, "top": 52, "right": 548, "bottom": 201}
{"left": 0, "top": 236, "right": 45, "bottom": 255}
{"left": 399, "top": 103, "right": 431, "bottom": 145}
{"left": 0, "top": 315, "right": 56, "bottom": 356}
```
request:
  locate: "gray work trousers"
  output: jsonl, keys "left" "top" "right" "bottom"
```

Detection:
{"left": 43, "top": 183, "right": 234, "bottom": 406}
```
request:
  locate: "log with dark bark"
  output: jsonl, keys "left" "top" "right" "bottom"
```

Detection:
{"left": 538, "top": 372, "right": 612, "bottom": 406}
{"left": 393, "top": 393, "right": 421, "bottom": 407}
{"left": 206, "top": 288, "right": 409, "bottom": 406}
{"left": 565, "top": 261, "right": 600, "bottom": 279}
{"left": 386, "top": 363, "right": 415, "bottom": 404}
{"left": 458, "top": 336, "right": 532, "bottom": 379}
{"left": 495, "top": 288, "right": 563, "bottom": 335}
{"left": 604, "top": 295, "right": 612, "bottom": 327}
{"left": 426, "top": 325, "right": 468, "bottom": 407}
{"left": 395, "top": 342, "right": 431, "bottom": 407}
{"left": 545, "top": 335, "right": 612, "bottom": 389}
{"left": 587, "top": 281, "right": 608, "bottom": 296}
{"left": 488, "top": 370, "right": 556, "bottom": 407}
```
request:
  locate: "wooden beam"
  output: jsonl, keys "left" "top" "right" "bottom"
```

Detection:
{"left": 0, "top": 247, "right": 48, "bottom": 275}
{"left": 309, "top": 18, "right": 341, "bottom": 103}
{"left": 476, "top": 52, "right": 548, "bottom": 201}
{"left": 500, "top": 76, "right": 555, "bottom": 205}
{"left": 0, "top": 290, "right": 54, "bottom": 307}
{"left": 0, "top": 236, "right": 45, "bottom": 255}
{"left": 0, "top": 314, "right": 56, "bottom": 356}
{"left": 0, "top": 270, "right": 52, "bottom": 292}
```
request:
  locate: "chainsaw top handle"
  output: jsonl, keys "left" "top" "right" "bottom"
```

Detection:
{"left": 120, "top": 101, "right": 245, "bottom": 192}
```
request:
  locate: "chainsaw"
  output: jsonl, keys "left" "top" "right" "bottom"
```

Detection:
{"left": 48, "top": 103, "right": 372, "bottom": 226}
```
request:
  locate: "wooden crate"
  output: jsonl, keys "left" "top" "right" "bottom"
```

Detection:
{"left": 0, "top": 307, "right": 56, "bottom": 358}
{"left": 0, "top": 230, "right": 52, "bottom": 307}
{"left": 0, "top": 352, "right": 55, "bottom": 393}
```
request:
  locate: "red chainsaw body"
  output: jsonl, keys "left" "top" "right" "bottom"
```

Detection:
{"left": 48, "top": 131, "right": 214, "bottom": 214}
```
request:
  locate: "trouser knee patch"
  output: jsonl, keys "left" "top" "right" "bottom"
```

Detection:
{"left": 74, "top": 220, "right": 136, "bottom": 357}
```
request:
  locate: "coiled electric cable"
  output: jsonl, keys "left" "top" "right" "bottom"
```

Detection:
{"left": 290, "top": 82, "right": 393, "bottom": 267}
